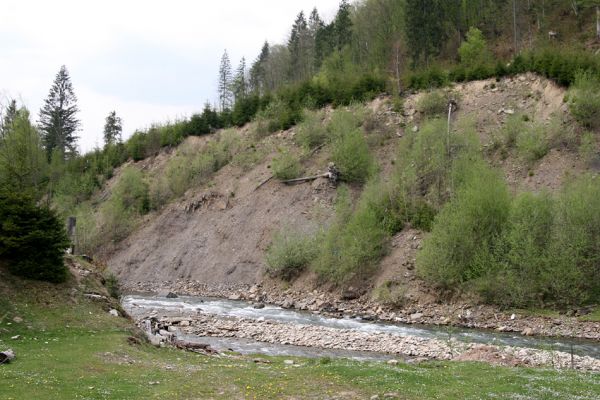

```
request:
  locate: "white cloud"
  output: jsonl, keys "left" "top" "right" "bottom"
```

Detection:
{"left": 0, "top": 0, "right": 340, "bottom": 152}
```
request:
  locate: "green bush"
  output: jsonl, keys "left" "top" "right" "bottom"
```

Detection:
{"left": 477, "top": 192, "right": 555, "bottom": 307}
{"left": 416, "top": 90, "right": 449, "bottom": 117}
{"left": 272, "top": 149, "right": 301, "bottom": 180}
{"left": 104, "top": 273, "right": 121, "bottom": 299}
{"left": 417, "top": 161, "right": 511, "bottom": 288}
{"left": 373, "top": 281, "right": 406, "bottom": 307}
{"left": 111, "top": 167, "right": 149, "bottom": 214}
{"left": 266, "top": 229, "right": 317, "bottom": 281}
{"left": 568, "top": 71, "right": 600, "bottom": 129}
{"left": 0, "top": 190, "right": 69, "bottom": 283}
{"left": 327, "top": 110, "right": 374, "bottom": 184}
{"left": 295, "top": 110, "right": 327, "bottom": 150}
{"left": 579, "top": 132, "right": 597, "bottom": 166}
{"left": 314, "top": 184, "right": 389, "bottom": 284}
{"left": 547, "top": 176, "right": 600, "bottom": 305}
{"left": 516, "top": 124, "right": 548, "bottom": 163}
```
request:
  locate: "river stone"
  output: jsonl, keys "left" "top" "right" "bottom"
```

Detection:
{"left": 410, "top": 312, "right": 423, "bottom": 321}
{"left": 386, "top": 359, "right": 399, "bottom": 365}
{"left": 109, "top": 309, "right": 120, "bottom": 317}
{"left": 166, "top": 292, "right": 178, "bottom": 299}
{"left": 0, "top": 349, "right": 15, "bottom": 364}
{"left": 283, "top": 359, "right": 294, "bottom": 365}
{"left": 12, "top": 316, "right": 23, "bottom": 323}
{"left": 521, "top": 327, "right": 535, "bottom": 336}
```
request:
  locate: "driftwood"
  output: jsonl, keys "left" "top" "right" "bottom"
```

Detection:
{"left": 283, "top": 163, "right": 340, "bottom": 186}
{"left": 253, "top": 143, "right": 327, "bottom": 192}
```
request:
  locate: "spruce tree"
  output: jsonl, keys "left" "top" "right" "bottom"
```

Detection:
{"left": 1, "top": 99, "right": 18, "bottom": 138}
{"left": 334, "top": 0, "right": 353, "bottom": 51}
{"left": 232, "top": 57, "right": 248, "bottom": 103}
{"left": 218, "top": 50, "right": 233, "bottom": 111}
{"left": 250, "top": 41, "right": 270, "bottom": 94}
{"left": 38, "top": 65, "right": 80, "bottom": 160}
{"left": 288, "top": 11, "right": 311, "bottom": 81}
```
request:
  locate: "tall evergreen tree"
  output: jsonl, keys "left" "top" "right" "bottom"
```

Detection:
{"left": 218, "top": 50, "right": 233, "bottom": 111}
{"left": 249, "top": 41, "right": 270, "bottom": 94}
{"left": 405, "top": 0, "right": 450, "bottom": 66}
{"left": 1, "top": 99, "right": 18, "bottom": 138}
{"left": 38, "top": 65, "right": 80, "bottom": 160}
{"left": 232, "top": 57, "right": 248, "bottom": 103}
{"left": 308, "top": 8, "right": 324, "bottom": 70}
{"left": 334, "top": 0, "right": 353, "bottom": 51}
{"left": 103, "top": 111, "right": 123, "bottom": 146}
{"left": 288, "top": 11, "right": 312, "bottom": 81}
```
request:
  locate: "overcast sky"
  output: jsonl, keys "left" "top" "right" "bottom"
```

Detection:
{"left": 0, "top": 0, "right": 339, "bottom": 152}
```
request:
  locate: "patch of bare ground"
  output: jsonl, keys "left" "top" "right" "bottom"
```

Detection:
{"left": 106, "top": 74, "right": 596, "bottom": 336}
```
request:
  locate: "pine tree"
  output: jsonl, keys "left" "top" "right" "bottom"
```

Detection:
{"left": 308, "top": 8, "right": 324, "bottom": 71}
{"left": 288, "top": 11, "right": 311, "bottom": 81}
{"left": 38, "top": 65, "right": 80, "bottom": 160}
{"left": 1, "top": 99, "right": 18, "bottom": 138}
{"left": 334, "top": 0, "right": 353, "bottom": 51}
{"left": 249, "top": 41, "right": 270, "bottom": 94}
{"left": 405, "top": 0, "right": 450, "bottom": 66}
{"left": 232, "top": 57, "right": 248, "bottom": 103}
{"left": 218, "top": 50, "right": 233, "bottom": 111}
{"left": 103, "top": 111, "right": 123, "bottom": 146}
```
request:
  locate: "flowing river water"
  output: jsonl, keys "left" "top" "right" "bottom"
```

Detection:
{"left": 122, "top": 294, "right": 600, "bottom": 361}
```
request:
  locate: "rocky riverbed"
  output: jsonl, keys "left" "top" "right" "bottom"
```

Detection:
{"left": 131, "top": 307, "right": 600, "bottom": 371}
{"left": 125, "top": 280, "right": 600, "bottom": 340}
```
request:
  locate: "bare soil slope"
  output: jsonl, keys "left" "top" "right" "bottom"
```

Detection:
{"left": 107, "top": 74, "right": 592, "bottom": 293}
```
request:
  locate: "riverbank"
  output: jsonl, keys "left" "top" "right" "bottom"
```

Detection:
{"left": 125, "top": 280, "right": 600, "bottom": 341}
{"left": 124, "top": 294, "right": 600, "bottom": 372}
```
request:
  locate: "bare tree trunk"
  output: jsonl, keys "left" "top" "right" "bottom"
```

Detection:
{"left": 597, "top": 5, "right": 600, "bottom": 41}
{"left": 513, "top": 0, "right": 518, "bottom": 54}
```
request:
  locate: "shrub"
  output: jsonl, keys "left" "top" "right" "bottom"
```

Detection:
{"left": 394, "top": 118, "right": 479, "bottom": 209}
{"left": 516, "top": 124, "right": 548, "bottom": 163}
{"left": 0, "top": 190, "right": 69, "bottom": 283}
{"left": 477, "top": 192, "right": 555, "bottom": 307}
{"left": 373, "top": 281, "right": 406, "bottom": 307}
{"left": 417, "top": 161, "right": 511, "bottom": 288}
{"left": 547, "top": 175, "right": 600, "bottom": 305}
{"left": 499, "top": 114, "right": 526, "bottom": 149}
{"left": 272, "top": 149, "right": 301, "bottom": 180}
{"left": 295, "top": 110, "right": 327, "bottom": 150}
{"left": 112, "top": 167, "right": 149, "bottom": 214}
{"left": 314, "top": 184, "right": 389, "bottom": 284}
{"left": 579, "top": 132, "right": 597, "bottom": 166}
{"left": 104, "top": 273, "right": 121, "bottom": 299}
{"left": 416, "top": 90, "right": 449, "bottom": 117}
{"left": 266, "top": 229, "right": 317, "bottom": 281}
{"left": 568, "top": 71, "right": 600, "bottom": 129}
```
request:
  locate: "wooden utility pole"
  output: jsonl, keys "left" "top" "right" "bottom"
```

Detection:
{"left": 513, "top": 0, "right": 518, "bottom": 54}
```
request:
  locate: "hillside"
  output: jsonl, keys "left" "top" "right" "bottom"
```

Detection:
{"left": 100, "top": 73, "right": 598, "bottom": 320}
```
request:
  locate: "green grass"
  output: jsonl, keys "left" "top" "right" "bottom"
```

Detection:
{"left": 1, "top": 267, "right": 599, "bottom": 400}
